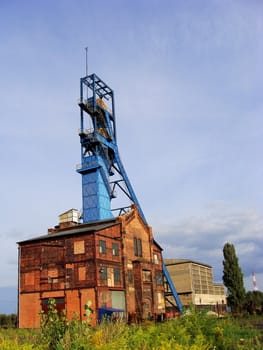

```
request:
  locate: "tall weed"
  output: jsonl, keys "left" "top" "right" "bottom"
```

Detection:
{"left": 0, "top": 308, "right": 261, "bottom": 349}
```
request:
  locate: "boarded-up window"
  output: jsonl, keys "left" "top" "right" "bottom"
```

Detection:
{"left": 78, "top": 266, "right": 86, "bottom": 281}
{"left": 48, "top": 268, "right": 58, "bottom": 278}
{"left": 48, "top": 268, "right": 59, "bottom": 284}
{"left": 74, "top": 240, "right": 85, "bottom": 254}
{"left": 24, "top": 272, "right": 34, "bottom": 286}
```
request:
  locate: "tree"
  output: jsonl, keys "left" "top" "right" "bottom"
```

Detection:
{"left": 0, "top": 313, "right": 17, "bottom": 328}
{"left": 222, "top": 242, "right": 246, "bottom": 313}
{"left": 245, "top": 291, "right": 263, "bottom": 314}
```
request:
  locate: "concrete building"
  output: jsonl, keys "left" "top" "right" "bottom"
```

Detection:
{"left": 18, "top": 206, "right": 166, "bottom": 328}
{"left": 165, "top": 259, "right": 226, "bottom": 313}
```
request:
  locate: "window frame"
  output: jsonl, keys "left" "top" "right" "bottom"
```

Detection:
{"left": 114, "top": 268, "right": 121, "bottom": 283}
{"left": 100, "top": 266, "right": 107, "bottom": 280}
{"left": 153, "top": 253, "right": 159, "bottom": 264}
{"left": 156, "top": 272, "right": 164, "bottom": 286}
{"left": 134, "top": 237, "right": 142, "bottom": 257}
{"left": 128, "top": 270, "right": 133, "bottom": 284}
{"left": 143, "top": 270, "right": 152, "bottom": 283}
{"left": 99, "top": 240, "right": 106, "bottom": 254}
{"left": 112, "top": 243, "right": 119, "bottom": 256}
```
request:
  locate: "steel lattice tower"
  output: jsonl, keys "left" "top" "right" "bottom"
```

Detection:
{"left": 77, "top": 74, "right": 146, "bottom": 224}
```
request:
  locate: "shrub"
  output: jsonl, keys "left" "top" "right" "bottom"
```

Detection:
{"left": 39, "top": 298, "right": 68, "bottom": 350}
{"left": 0, "top": 314, "right": 17, "bottom": 328}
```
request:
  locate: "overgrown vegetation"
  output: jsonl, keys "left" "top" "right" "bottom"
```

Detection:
{"left": 0, "top": 299, "right": 262, "bottom": 350}
{"left": 245, "top": 291, "right": 263, "bottom": 315}
{"left": 0, "top": 313, "right": 17, "bottom": 328}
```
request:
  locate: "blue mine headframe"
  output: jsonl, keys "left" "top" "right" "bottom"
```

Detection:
{"left": 77, "top": 73, "right": 183, "bottom": 313}
{"left": 77, "top": 73, "right": 147, "bottom": 224}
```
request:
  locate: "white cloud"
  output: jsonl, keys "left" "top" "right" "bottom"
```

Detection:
{"left": 154, "top": 203, "right": 263, "bottom": 285}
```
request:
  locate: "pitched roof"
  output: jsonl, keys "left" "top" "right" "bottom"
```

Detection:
{"left": 17, "top": 218, "right": 119, "bottom": 245}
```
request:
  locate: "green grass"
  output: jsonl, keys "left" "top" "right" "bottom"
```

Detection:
{"left": 0, "top": 311, "right": 262, "bottom": 350}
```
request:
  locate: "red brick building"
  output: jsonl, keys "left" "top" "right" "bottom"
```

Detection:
{"left": 18, "top": 205, "right": 165, "bottom": 328}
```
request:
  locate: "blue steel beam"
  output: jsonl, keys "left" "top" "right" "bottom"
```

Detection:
{"left": 113, "top": 151, "right": 147, "bottom": 224}
{"left": 162, "top": 262, "right": 183, "bottom": 313}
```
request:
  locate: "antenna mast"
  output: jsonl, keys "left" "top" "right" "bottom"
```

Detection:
{"left": 85, "top": 47, "right": 88, "bottom": 77}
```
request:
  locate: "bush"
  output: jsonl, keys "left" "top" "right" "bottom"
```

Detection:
{"left": 0, "top": 314, "right": 17, "bottom": 328}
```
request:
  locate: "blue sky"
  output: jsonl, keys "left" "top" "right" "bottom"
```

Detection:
{"left": 0, "top": 0, "right": 263, "bottom": 313}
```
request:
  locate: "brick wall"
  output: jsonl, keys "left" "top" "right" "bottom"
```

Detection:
{"left": 18, "top": 209, "right": 165, "bottom": 327}
{"left": 19, "top": 292, "right": 41, "bottom": 328}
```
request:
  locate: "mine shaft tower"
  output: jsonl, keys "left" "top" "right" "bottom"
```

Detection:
{"left": 77, "top": 73, "right": 183, "bottom": 313}
{"left": 77, "top": 73, "right": 146, "bottom": 224}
